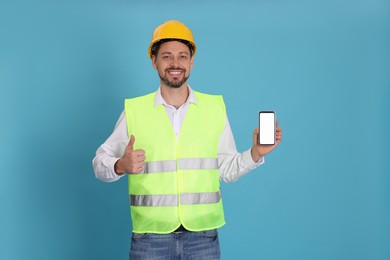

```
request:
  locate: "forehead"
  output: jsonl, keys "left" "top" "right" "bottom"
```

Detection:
{"left": 158, "top": 41, "right": 191, "bottom": 54}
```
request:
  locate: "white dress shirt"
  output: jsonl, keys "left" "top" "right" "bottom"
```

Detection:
{"left": 92, "top": 87, "right": 264, "bottom": 183}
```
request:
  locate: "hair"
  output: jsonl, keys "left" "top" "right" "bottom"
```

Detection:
{"left": 151, "top": 38, "right": 194, "bottom": 57}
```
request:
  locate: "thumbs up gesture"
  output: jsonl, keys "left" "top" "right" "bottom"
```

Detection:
{"left": 114, "top": 135, "right": 146, "bottom": 175}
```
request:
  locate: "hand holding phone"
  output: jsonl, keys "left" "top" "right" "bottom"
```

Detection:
{"left": 259, "top": 111, "right": 275, "bottom": 145}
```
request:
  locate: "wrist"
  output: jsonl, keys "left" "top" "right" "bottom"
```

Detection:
{"left": 114, "top": 158, "right": 125, "bottom": 175}
{"left": 250, "top": 147, "right": 262, "bottom": 163}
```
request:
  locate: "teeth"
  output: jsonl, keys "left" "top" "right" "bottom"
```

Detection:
{"left": 169, "top": 71, "right": 182, "bottom": 75}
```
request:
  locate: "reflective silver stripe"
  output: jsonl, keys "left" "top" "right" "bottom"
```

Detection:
{"left": 144, "top": 160, "right": 176, "bottom": 173}
{"left": 180, "top": 191, "right": 221, "bottom": 205}
{"left": 179, "top": 158, "right": 218, "bottom": 170}
{"left": 130, "top": 194, "right": 178, "bottom": 206}
{"left": 130, "top": 191, "right": 222, "bottom": 206}
{"left": 143, "top": 158, "right": 218, "bottom": 173}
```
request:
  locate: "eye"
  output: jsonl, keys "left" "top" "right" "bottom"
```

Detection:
{"left": 180, "top": 55, "right": 188, "bottom": 60}
{"left": 160, "top": 54, "right": 172, "bottom": 60}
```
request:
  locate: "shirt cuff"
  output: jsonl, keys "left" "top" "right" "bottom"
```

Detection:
{"left": 242, "top": 148, "right": 265, "bottom": 170}
{"left": 106, "top": 157, "right": 126, "bottom": 182}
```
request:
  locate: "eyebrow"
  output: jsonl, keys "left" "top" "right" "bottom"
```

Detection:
{"left": 160, "top": 51, "right": 190, "bottom": 56}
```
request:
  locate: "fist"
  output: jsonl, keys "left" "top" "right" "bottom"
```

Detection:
{"left": 114, "top": 135, "right": 146, "bottom": 175}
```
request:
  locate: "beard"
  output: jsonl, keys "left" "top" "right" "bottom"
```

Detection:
{"left": 159, "top": 68, "right": 190, "bottom": 89}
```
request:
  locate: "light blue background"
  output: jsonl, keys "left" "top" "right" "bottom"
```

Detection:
{"left": 1, "top": 0, "right": 389, "bottom": 259}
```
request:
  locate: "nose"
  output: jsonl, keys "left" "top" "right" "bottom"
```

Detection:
{"left": 170, "top": 56, "right": 180, "bottom": 67}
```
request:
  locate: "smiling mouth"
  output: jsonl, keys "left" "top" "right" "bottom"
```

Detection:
{"left": 166, "top": 67, "right": 185, "bottom": 76}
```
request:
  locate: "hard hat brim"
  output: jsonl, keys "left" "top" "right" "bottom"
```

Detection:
{"left": 149, "top": 38, "right": 196, "bottom": 58}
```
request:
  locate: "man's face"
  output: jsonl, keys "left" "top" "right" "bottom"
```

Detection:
{"left": 152, "top": 41, "right": 194, "bottom": 89}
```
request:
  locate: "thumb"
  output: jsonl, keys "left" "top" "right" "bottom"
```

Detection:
{"left": 127, "top": 135, "right": 135, "bottom": 150}
{"left": 253, "top": 128, "right": 259, "bottom": 146}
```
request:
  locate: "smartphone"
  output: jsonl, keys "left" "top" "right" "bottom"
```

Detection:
{"left": 259, "top": 111, "right": 275, "bottom": 145}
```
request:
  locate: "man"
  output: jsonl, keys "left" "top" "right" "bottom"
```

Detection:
{"left": 93, "top": 20, "right": 282, "bottom": 260}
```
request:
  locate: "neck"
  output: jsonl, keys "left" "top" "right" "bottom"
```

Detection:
{"left": 160, "top": 84, "right": 189, "bottom": 108}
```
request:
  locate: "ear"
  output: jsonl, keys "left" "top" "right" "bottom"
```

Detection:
{"left": 190, "top": 56, "right": 194, "bottom": 70}
{"left": 151, "top": 55, "right": 157, "bottom": 70}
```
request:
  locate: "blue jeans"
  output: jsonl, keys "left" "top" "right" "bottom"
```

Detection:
{"left": 129, "top": 229, "right": 220, "bottom": 260}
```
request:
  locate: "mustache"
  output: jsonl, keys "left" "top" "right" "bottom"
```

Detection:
{"left": 165, "top": 66, "right": 185, "bottom": 71}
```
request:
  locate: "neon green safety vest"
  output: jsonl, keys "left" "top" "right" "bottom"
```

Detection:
{"left": 124, "top": 91, "right": 226, "bottom": 234}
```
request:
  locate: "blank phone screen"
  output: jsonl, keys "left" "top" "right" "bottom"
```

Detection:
{"left": 259, "top": 112, "right": 275, "bottom": 145}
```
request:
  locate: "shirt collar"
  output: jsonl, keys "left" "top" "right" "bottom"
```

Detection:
{"left": 154, "top": 86, "right": 198, "bottom": 107}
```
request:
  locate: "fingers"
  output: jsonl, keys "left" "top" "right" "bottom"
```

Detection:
{"left": 131, "top": 149, "right": 146, "bottom": 163}
{"left": 129, "top": 160, "right": 145, "bottom": 173}
{"left": 123, "top": 150, "right": 145, "bottom": 174}
{"left": 122, "top": 135, "right": 146, "bottom": 174}
{"left": 253, "top": 122, "right": 282, "bottom": 147}
{"left": 275, "top": 125, "right": 282, "bottom": 143}
{"left": 128, "top": 148, "right": 145, "bottom": 173}
{"left": 114, "top": 151, "right": 145, "bottom": 175}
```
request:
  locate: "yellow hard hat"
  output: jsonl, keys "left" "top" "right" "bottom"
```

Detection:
{"left": 148, "top": 20, "right": 196, "bottom": 58}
